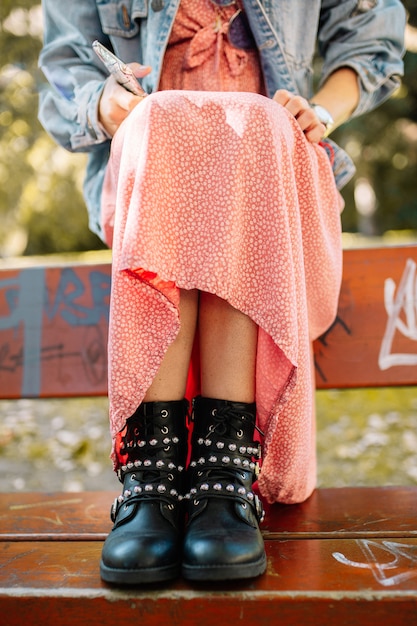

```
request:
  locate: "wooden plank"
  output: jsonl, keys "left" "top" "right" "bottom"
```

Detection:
{"left": 1, "top": 246, "right": 416, "bottom": 399}
{"left": 0, "top": 539, "right": 416, "bottom": 625}
{"left": 262, "top": 486, "right": 417, "bottom": 539}
{"left": 0, "top": 492, "right": 115, "bottom": 541}
{"left": 1, "top": 538, "right": 416, "bottom": 592}
{"left": 0, "top": 264, "right": 111, "bottom": 398}
{"left": 1, "top": 595, "right": 416, "bottom": 626}
{"left": 313, "top": 245, "right": 417, "bottom": 388}
{"left": 1, "top": 487, "right": 416, "bottom": 541}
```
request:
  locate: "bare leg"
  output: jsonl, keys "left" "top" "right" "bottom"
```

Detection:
{"left": 143, "top": 290, "right": 257, "bottom": 403}
{"left": 199, "top": 292, "right": 257, "bottom": 403}
{"left": 183, "top": 294, "right": 264, "bottom": 582}
{"left": 144, "top": 288, "right": 199, "bottom": 402}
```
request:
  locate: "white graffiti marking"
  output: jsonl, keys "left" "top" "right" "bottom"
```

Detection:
{"left": 333, "top": 540, "right": 417, "bottom": 587}
{"left": 378, "top": 258, "right": 417, "bottom": 370}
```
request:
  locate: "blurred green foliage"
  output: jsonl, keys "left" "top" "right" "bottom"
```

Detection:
{"left": 0, "top": 0, "right": 105, "bottom": 255}
{"left": 0, "top": 0, "right": 416, "bottom": 256}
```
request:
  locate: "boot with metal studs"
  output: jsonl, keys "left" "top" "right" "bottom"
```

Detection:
{"left": 100, "top": 399, "right": 188, "bottom": 585}
{"left": 182, "top": 396, "right": 266, "bottom": 581}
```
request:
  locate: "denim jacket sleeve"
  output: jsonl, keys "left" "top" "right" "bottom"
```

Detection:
{"left": 318, "top": 0, "right": 406, "bottom": 117}
{"left": 38, "top": 0, "right": 112, "bottom": 152}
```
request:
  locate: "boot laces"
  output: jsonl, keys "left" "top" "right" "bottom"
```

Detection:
{"left": 205, "top": 404, "right": 264, "bottom": 438}
{"left": 197, "top": 406, "right": 257, "bottom": 491}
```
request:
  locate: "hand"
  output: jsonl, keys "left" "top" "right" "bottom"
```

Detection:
{"left": 98, "top": 62, "right": 152, "bottom": 137}
{"left": 272, "top": 89, "right": 326, "bottom": 143}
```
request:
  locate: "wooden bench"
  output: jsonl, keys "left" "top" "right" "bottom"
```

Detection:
{"left": 0, "top": 244, "right": 417, "bottom": 625}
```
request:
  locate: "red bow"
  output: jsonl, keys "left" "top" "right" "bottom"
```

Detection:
{"left": 183, "top": 22, "right": 248, "bottom": 77}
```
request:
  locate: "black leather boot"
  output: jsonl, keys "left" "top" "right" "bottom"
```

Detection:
{"left": 100, "top": 399, "right": 188, "bottom": 585}
{"left": 182, "top": 396, "right": 266, "bottom": 581}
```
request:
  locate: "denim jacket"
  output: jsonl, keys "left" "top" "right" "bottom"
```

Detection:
{"left": 39, "top": 0, "right": 405, "bottom": 240}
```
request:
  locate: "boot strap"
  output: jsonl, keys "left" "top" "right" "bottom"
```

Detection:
{"left": 117, "top": 453, "right": 183, "bottom": 480}
{"left": 186, "top": 440, "right": 264, "bottom": 523}
{"left": 111, "top": 468, "right": 184, "bottom": 522}
{"left": 189, "top": 452, "right": 259, "bottom": 475}
{"left": 184, "top": 479, "right": 265, "bottom": 523}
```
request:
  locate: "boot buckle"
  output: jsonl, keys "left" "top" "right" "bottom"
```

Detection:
{"left": 255, "top": 494, "right": 265, "bottom": 523}
{"left": 111, "top": 497, "right": 119, "bottom": 522}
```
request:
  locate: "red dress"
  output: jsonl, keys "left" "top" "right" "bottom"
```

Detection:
{"left": 101, "top": 0, "right": 344, "bottom": 504}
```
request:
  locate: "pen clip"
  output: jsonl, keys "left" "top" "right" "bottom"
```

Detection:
{"left": 92, "top": 40, "right": 146, "bottom": 97}
{"left": 93, "top": 40, "right": 122, "bottom": 70}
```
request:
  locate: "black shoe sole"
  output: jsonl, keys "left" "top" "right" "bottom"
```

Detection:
{"left": 100, "top": 560, "right": 181, "bottom": 585}
{"left": 182, "top": 552, "right": 267, "bottom": 581}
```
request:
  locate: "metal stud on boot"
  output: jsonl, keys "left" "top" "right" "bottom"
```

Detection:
{"left": 100, "top": 400, "right": 188, "bottom": 585}
{"left": 182, "top": 396, "right": 266, "bottom": 581}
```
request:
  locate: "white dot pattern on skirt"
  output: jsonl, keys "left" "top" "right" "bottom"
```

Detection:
{"left": 101, "top": 90, "right": 344, "bottom": 505}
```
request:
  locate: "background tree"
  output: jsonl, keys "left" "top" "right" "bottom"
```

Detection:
{"left": 0, "top": 0, "right": 416, "bottom": 256}
{"left": 334, "top": 10, "right": 417, "bottom": 236}
{"left": 0, "top": 0, "right": 104, "bottom": 255}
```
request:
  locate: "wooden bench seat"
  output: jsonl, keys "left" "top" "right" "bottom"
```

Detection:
{"left": 1, "top": 488, "right": 417, "bottom": 625}
{"left": 1, "top": 243, "right": 417, "bottom": 623}
{"left": 1, "top": 486, "right": 416, "bottom": 541}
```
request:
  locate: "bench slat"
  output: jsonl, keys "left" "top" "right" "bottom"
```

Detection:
{"left": 314, "top": 245, "right": 417, "bottom": 388}
{"left": 1, "top": 594, "right": 416, "bottom": 626}
{"left": 1, "top": 487, "right": 416, "bottom": 541}
{"left": 0, "top": 492, "right": 114, "bottom": 541}
{"left": 1, "top": 539, "right": 416, "bottom": 592}
{"left": 262, "top": 485, "right": 417, "bottom": 539}
{"left": 0, "top": 539, "right": 416, "bottom": 626}
{"left": 1, "top": 245, "right": 416, "bottom": 398}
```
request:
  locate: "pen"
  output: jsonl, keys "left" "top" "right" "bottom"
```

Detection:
{"left": 92, "top": 40, "right": 146, "bottom": 97}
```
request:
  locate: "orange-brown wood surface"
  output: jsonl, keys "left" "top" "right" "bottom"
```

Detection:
{"left": 1, "top": 245, "right": 416, "bottom": 399}
{"left": 1, "top": 488, "right": 416, "bottom": 541}
{"left": 1, "top": 594, "right": 416, "bottom": 626}
{"left": 0, "top": 263, "right": 111, "bottom": 399}
{"left": 0, "top": 489, "right": 416, "bottom": 625}
{"left": 313, "top": 245, "right": 417, "bottom": 388}
{"left": 261, "top": 485, "right": 417, "bottom": 539}
{"left": 3, "top": 537, "right": 416, "bottom": 593}
{"left": 0, "top": 491, "right": 115, "bottom": 541}
{"left": 0, "top": 539, "right": 416, "bottom": 624}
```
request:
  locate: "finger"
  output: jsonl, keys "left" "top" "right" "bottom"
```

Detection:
{"left": 283, "top": 95, "right": 310, "bottom": 119}
{"left": 128, "top": 62, "right": 152, "bottom": 79}
{"left": 273, "top": 91, "right": 313, "bottom": 125}
{"left": 296, "top": 109, "right": 327, "bottom": 143}
{"left": 115, "top": 82, "right": 143, "bottom": 110}
{"left": 273, "top": 90, "right": 327, "bottom": 143}
{"left": 304, "top": 124, "right": 327, "bottom": 143}
{"left": 99, "top": 77, "right": 143, "bottom": 135}
{"left": 108, "top": 74, "right": 146, "bottom": 109}
{"left": 296, "top": 107, "right": 318, "bottom": 132}
{"left": 272, "top": 89, "right": 293, "bottom": 107}
{"left": 298, "top": 107, "right": 328, "bottom": 143}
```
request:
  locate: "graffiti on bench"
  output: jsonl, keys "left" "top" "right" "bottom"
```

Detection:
{"left": 333, "top": 539, "right": 417, "bottom": 587}
{"left": 379, "top": 258, "right": 417, "bottom": 370}
{"left": 314, "top": 256, "right": 417, "bottom": 386}
{"left": 0, "top": 266, "right": 111, "bottom": 396}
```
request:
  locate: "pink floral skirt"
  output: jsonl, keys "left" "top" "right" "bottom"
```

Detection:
{"left": 101, "top": 90, "right": 344, "bottom": 504}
